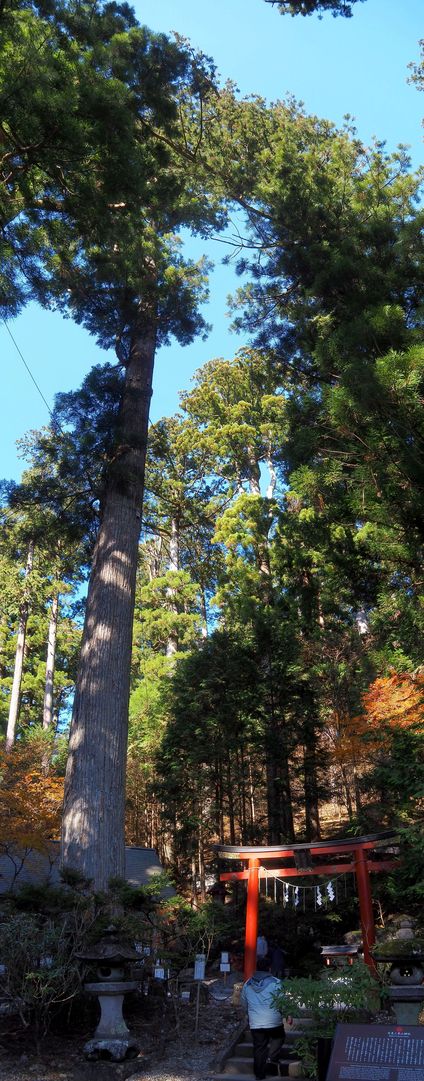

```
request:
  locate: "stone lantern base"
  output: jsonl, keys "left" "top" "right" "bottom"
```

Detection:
{"left": 83, "top": 980, "right": 140, "bottom": 1062}
{"left": 387, "top": 985, "right": 424, "bottom": 1026}
{"left": 84, "top": 1037, "right": 140, "bottom": 1062}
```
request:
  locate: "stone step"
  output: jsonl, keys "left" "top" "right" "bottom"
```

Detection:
{"left": 211, "top": 1075, "right": 262, "bottom": 1081}
{"left": 211, "top": 1066, "right": 305, "bottom": 1081}
{"left": 236, "top": 1043, "right": 299, "bottom": 1059}
{"left": 222, "top": 1056, "right": 303, "bottom": 1076}
{"left": 238, "top": 1034, "right": 304, "bottom": 1047}
{"left": 222, "top": 1059, "right": 254, "bottom": 1075}
{"left": 215, "top": 1019, "right": 307, "bottom": 1081}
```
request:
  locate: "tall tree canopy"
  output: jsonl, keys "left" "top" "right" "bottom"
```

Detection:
{"left": 264, "top": 0, "right": 365, "bottom": 16}
{"left": 2, "top": 0, "right": 227, "bottom": 888}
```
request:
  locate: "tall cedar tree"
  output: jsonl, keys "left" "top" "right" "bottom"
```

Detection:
{"left": 3, "top": 1, "right": 225, "bottom": 888}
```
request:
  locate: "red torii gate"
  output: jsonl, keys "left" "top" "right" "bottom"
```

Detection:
{"left": 214, "top": 830, "right": 398, "bottom": 979}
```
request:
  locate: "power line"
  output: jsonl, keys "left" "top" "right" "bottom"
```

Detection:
{"left": 3, "top": 319, "right": 53, "bottom": 418}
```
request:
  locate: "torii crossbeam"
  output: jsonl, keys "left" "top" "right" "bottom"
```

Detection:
{"left": 214, "top": 830, "right": 398, "bottom": 978}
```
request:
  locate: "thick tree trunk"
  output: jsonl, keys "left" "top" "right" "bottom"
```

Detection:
{"left": 6, "top": 540, "right": 34, "bottom": 751}
{"left": 60, "top": 316, "right": 157, "bottom": 889}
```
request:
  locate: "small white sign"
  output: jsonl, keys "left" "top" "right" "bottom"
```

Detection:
{"left": 154, "top": 966, "right": 165, "bottom": 980}
{"left": 194, "top": 954, "right": 206, "bottom": 980}
{"left": 221, "top": 951, "right": 229, "bottom": 963}
{"left": 220, "top": 962, "right": 231, "bottom": 973}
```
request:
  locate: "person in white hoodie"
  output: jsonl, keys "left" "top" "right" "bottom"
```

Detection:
{"left": 240, "top": 956, "right": 286, "bottom": 1080}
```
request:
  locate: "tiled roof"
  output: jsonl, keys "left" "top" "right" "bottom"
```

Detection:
{"left": 0, "top": 843, "right": 174, "bottom": 896}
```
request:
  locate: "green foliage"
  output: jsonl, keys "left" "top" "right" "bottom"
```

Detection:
{"left": 0, "top": 512, "right": 81, "bottom": 738}
{"left": 273, "top": 964, "right": 380, "bottom": 1077}
{"left": 154, "top": 897, "right": 239, "bottom": 971}
{"left": 373, "top": 936, "right": 424, "bottom": 958}
{"left": 0, "top": 0, "right": 139, "bottom": 315}
{"left": 106, "top": 873, "right": 173, "bottom": 909}
{"left": 5, "top": 882, "right": 84, "bottom": 914}
{"left": 0, "top": 911, "right": 85, "bottom": 1044}
{"left": 264, "top": 0, "right": 364, "bottom": 15}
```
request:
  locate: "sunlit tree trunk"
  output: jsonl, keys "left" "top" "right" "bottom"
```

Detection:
{"left": 6, "top": 540, "right": 34, "bottom": 751}
{"left": 166, "top": 516, "right": 179, "bottom": 658}
{"left": 61, "top": 313, "right": 157, "bottom": 889}
{"left": 43, "top": 591, "right": 59, "bottom": 731}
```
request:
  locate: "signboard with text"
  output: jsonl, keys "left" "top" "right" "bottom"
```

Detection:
{"left": 327, "top": 1024, "right": 424, "bottom": 1081}
{"left": 194, "top": 954, "right": 206, "bottom": 981}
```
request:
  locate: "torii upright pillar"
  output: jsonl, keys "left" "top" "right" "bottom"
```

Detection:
{"left": 245, "top": 857, "right": 260, "bottom": 979}
{"left": 355, "top": 846, "right": 376, "bottom": 971}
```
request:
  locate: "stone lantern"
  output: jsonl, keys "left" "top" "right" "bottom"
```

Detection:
{"left": 77, "top": 930, "right": 140, "bottom": 1061}
{"left": 373, "top": 948, "right": 424, "bottom": 1025}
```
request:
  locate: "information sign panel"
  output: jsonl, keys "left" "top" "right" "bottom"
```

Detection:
{"left": 194, "top": 954, "right": 206, "bottom": 980}
{"left": 327, "top": 1023, "right": 424, "bottom": 1081}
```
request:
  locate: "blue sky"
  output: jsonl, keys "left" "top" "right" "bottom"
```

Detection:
{"left": 1, "top": 0, "right": 422, "bottom": 482}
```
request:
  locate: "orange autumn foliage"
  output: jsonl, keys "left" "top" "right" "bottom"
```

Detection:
{"left": 0, "top": 741, "right": 64, "bottom": 854}
{"left": 329, "top": 672, "right": 424, "bottom": 777}
{"left": 361, "top": 671, "right": 424, "bottom": 732}
{"left": 330, "top": 708, "right": 376, "bottom": 766}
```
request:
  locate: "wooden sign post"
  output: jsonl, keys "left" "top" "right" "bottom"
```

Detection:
{"left": 193, "top": 954, "right": 206, "bottom": 1042}
{"left": 220, "top": 951, "right": 231, "bottom": 986}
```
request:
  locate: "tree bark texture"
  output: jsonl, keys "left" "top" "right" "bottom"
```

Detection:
{"left": 303, "top": 705, "right": 321, "bottom": 840}
{"left": 166, "top": 516, "right": 179, "bottom": 657}
{"left": 61, "top": 316, "right": 157, "bottom": 889}
{"left": 43, "top": 591, "right": 59, "bottom": 731}
{"left": 6, "top": 540, "right": 34, "bottom": 751}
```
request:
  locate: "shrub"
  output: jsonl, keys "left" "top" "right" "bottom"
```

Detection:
{"left": 272, "top": 963, "right": 380, "bottom": 1078}
{"left": 0, "top": 911, "right": 86, "bottom": 1047}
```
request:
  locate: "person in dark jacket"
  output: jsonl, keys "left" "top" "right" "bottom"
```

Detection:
{"left": 240, "top": 957, "right": 286, "bottom": 1080}
{"left": 269, "top": 942, "right": 286, "bottom": 978}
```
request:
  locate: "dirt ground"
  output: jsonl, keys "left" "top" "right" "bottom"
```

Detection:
{"left": 0, "top": 976, "right": 243, "bottom": 1081}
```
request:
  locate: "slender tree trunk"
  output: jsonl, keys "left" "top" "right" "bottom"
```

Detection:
{"left": 248, "top": 451, "right": 261, "bottom": 496}
{"left": 353, "top": 764, "right": 362, "bottom": 815}
{"left": 43, "top": 592, "right": 59, "bottom": 731}
{"left": 340, "top": 762, "right": 354, "bottom": 818}
{"left": 279, "top": 747, "right": 295, "bottom": 841}
{"left": 248, "top": 755, "right": 256, "bottom": 838}
{"left": 215, "top": 758, "right": 224, "bottom": 839}
{"left": 166, "top": 516, "right": 179, "bottom": 657}
{"left": 239, "top": 747, "right": 248, "bottom": 842}
{"left": 265, "top": 450, "right": 276, "bottom": 500}
{"left": 263, "top": 647, "right": 295, "bottom": 843}
{"left": 60, "top": 314, "right": 157, "bottom": 889}
{"left": 197, "top": 805, "right": 206, "bottom": 903}
{"left": 191, "top": 852, "right": 198, "bottom": 908}
{"left": 6, "top": 540, "right": 34, "bottom": 751}
{"left": 303, "top": 711, "right": 321, "bottom": 840}
{"left": 227, "top": 758, "right": 236, "bottom": 844}
{"left": 200, "top": 589, "right": 208, "bottom": 638}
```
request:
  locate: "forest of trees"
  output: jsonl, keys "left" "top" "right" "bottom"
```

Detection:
{"left": 0, "top": 0, "right": 423, "bottom": 902}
